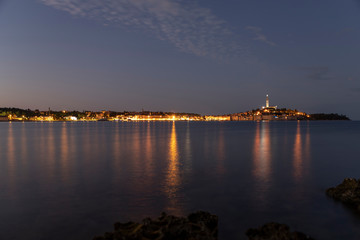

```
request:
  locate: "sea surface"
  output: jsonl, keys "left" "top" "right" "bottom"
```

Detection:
{"left": 0, "top": 121, "right": 360, "bottom": 240}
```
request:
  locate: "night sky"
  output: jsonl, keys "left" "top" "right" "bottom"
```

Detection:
{"left": 1, "top": 0, "right": 359, "bottom": 119}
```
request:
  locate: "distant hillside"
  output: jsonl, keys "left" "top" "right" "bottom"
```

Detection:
{"left": 0, "top": 107, "right": 37, "bottom": 117}
{"left": 309, "top": 113, "right": 350, "bottom": 120}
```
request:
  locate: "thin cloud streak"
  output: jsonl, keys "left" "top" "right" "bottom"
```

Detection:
{"left": 301, "top": 66, "right": 333, "bottom": 81}
{"left": 246, "top": 26, "right": 276, "bottom": 46}
{"left": 39, "top": 0, "right": 247, "bottom": 60}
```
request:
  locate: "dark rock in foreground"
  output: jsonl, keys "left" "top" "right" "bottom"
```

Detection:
{"left": 94, "top": 212, "right": 315, "bottom": 240}
{"left": 93, "top": 211, "right": 218, "bottom": 240}
{"left": 326, "top": 178, "right": 360, "bottom": 211}
{"left": 246, "top": 222, "right": 314, "bottom": 240}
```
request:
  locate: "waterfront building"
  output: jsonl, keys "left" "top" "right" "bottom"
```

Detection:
{"left": 0, "top": 116, "right": 8, "bottom": 121}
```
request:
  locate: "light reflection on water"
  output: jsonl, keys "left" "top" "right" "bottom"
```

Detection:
{"left": 144, "top": 122, "right": 153, "bottom": 178}
{"left": 6, "top": 122, "right": 16, "bottom": 198}
{"left": 164, "top": 121, "right": 183, "bottom": 215}
{"left": 293, "top": 121, "right": 303, "bottom": 181}
{"left": 21, "top": 123, "right": 28, "bottom": 167}
{"left": 60, "top": 121, "right": 70, "bottom": 184}
{"left": 0, "top": 121, "right": 360, "bottom": 240}
{"left": 293, "top": 121, "right": 311, "bottom": 182}
{"left": 253, "top": 121, "right": 271, "bottom": 183}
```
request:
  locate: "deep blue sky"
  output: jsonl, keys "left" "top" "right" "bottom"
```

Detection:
{"left": 1, "top": 0, "right": 359, "bottom": 118}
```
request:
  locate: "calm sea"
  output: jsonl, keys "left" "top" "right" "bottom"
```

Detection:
{"left": 0, "top": 121, "right": 360, "bottom": 240}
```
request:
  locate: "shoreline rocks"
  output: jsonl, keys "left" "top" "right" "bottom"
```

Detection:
{"left": 92, "top": 178, "right": 360, "bottom": 239}
{"left": 326, "top": 178, "right": 360, "bottom": 212}
{"left": 94, "top": 211, "right": 316, "bottom": 240}
{"left": 93, "top": 211, "right": 218, "bottom": 240}
{"left": 246, "top": 222, "right": 314, "bottom": 240}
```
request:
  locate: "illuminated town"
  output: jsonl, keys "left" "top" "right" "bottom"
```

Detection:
{"left": 0, "top": 95, "right": 348, "bottom": 122}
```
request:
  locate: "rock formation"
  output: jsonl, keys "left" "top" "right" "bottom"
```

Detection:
{"left": 246, "top": 222, "right": 314, "bottom": 240}
{"left": 94, "top": 211, "right": 316, "bottom": 239}
{"left": 93, "top": 211, "right": 218, "bottom": 240}
{"left": 326, "top": 178, "right": 360, "bottom": 211}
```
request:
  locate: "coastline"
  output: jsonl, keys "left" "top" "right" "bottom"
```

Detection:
{"left": 0, "top": 118, "right": 351, "bottom": 123}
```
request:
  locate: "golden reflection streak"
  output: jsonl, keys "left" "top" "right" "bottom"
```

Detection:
{"left": 127, "top": 123, "right": 144, "bottom": 195}
{"left": 144, "top": 121, "right": 154, "bottom": 178}
{"left": 60, "top": 122, "right": 70, "bottom": 183}
{"left": 112, "top": 122, "right": 121, "bottom": 166}
{"left": 253, "top": 122, "right": 271, "bottom": 182}
{"left": 113, "top": 122, "right": 121, "bottom": 160}
{"left": 132, "top": 123, "right": 141, "bottom": 174}
{"left": 293, "top": 121, "right": 303, "bottom": 181}
{"left": 111, "top": 122, "right": 123, "bottom": 185}
{"left": 7, "top": 122, "right": 16, "bottom": 196}
{"left": 39, "top": 123, "right": 46, "bottom": 165}
{"left": 21, "top": 123, "right": 28, "bottom": 167}
{"left": 304, "top": 122, "right": 311, "bottom": 166}
{"left": 165, "top": 121, "right": 182, "bottom": 215}
{"left": 84, "top": 122, "right": 93, "bottom": 168}
{"left": 47, "top": 122, "right": 56, "bottom": 179}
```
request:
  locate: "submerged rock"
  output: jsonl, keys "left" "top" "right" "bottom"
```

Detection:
{"left": 246, "top": 222, "right": 314, "bottom": 240}
{"left": 93, "top": 211, "right": 218, "bottom": 240}
{"left": 326, "top": 178, "right": 360, "bottom": 211}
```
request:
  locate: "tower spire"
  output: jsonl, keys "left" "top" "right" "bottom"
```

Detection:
{"left": 266, "top": 94, "right": 269, "bottom": 108}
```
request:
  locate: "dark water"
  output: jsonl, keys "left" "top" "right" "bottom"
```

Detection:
{"left": 1, "top": 121, "right": 360, "bottom": 240}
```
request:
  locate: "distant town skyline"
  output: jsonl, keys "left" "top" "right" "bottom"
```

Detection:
{"left": 1, "top": 0, "right": 360, "bottom": 119}
{"left": 0, "top": 94, "right": 328, "bottom": 114}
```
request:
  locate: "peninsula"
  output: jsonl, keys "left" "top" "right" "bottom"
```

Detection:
{"left": 0, "top": 95, "right": 349, "bottom": 122}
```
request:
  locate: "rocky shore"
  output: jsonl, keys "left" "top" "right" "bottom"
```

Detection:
{"left": 326, "top": 178, "right": 360, "bottom": 212}
{"left": 93, "top": 211, "right": 314, "bottom": 240}
{"left": 246, "top": 222, "right": 314, "bottom": 240}
{"left": 93, "top": 211, "right": 218, "bottom": 240}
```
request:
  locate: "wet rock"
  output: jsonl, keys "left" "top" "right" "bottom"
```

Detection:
{"left": 93, "top": 211, "right": 218, "bottom": 240}
{"left": 326, "top": 178, "right": 360, "bottom": 211}
{"left": 246, "top": 222, "right": 314, "bottom": 240}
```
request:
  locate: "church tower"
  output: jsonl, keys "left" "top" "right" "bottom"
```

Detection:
{"left": 266, "top": 94, "right": 269, "bottom": 108}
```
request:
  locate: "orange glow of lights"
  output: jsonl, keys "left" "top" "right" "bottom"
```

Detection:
{"left": 293, "top": 122, "right": 303, "bottom": 181}
{"left": 164, "top": 121, "right": 182, "bottom": 215}
{"left": 253, "top": 122, "right": 271, "bottom": 181}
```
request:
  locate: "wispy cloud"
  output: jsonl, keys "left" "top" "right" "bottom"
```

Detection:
{"left": 246, "top": 26, "right": 275, "bottom": 46}
{"left": 301, "top": 66, "right": 333, "bottom": 81}
{"left": 39, "top": 0, "right": 246, "bottom": 60}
